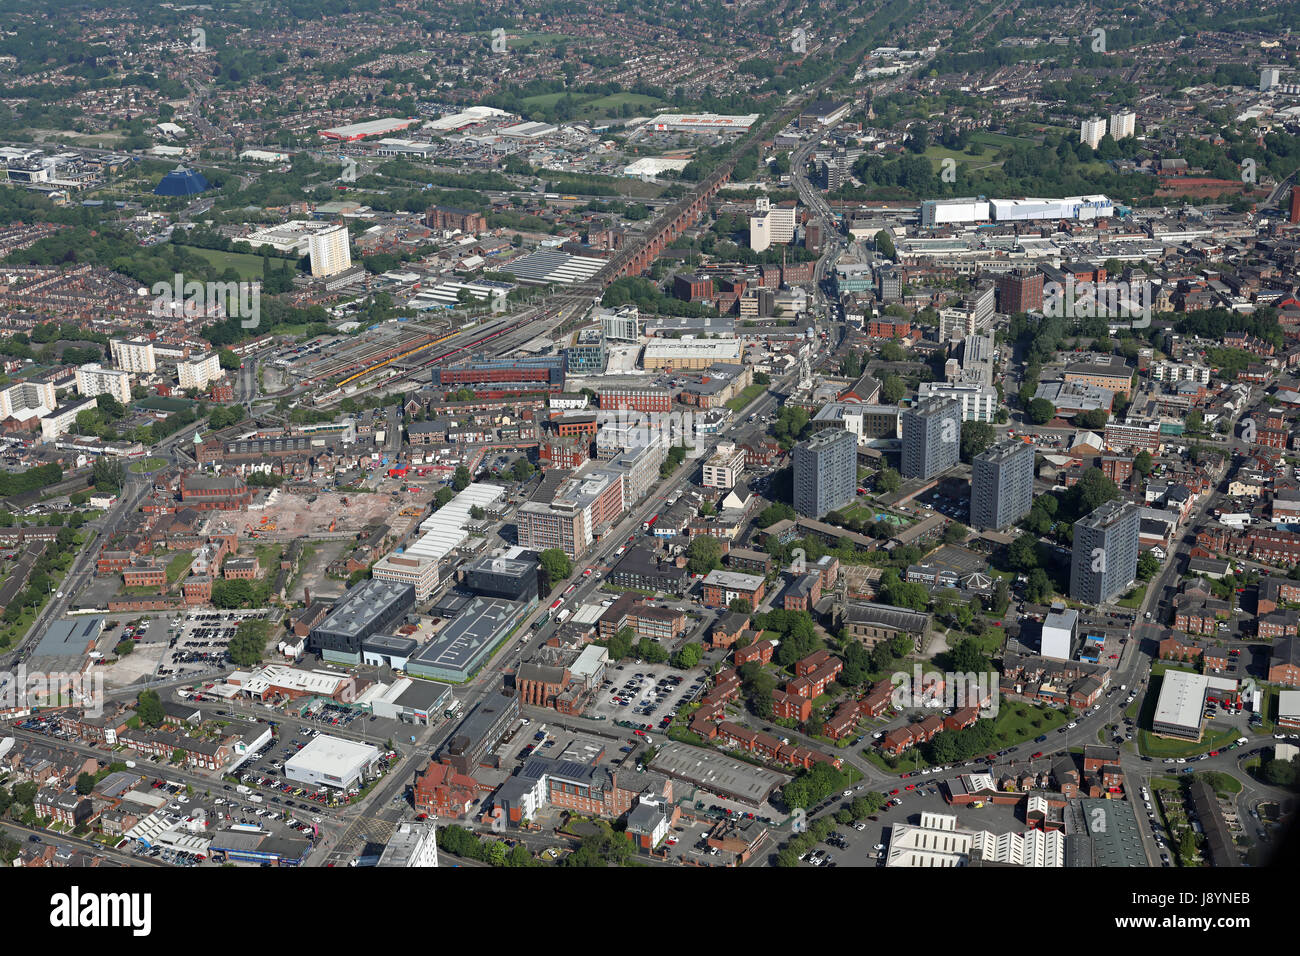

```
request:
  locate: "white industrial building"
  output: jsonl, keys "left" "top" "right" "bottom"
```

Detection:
{"left": 920, "top": 198, "right": 991, "bottom": 228}
{"left": 1039, "top": 606, "right": 1078, "bottom": 661}
{"left": 1152, "top": 670, "right": 1239, "bottom": 740}
{"left": 989, "top": 195, "right": 1113, "bottom": 221}
{"left": 284, "top": 734, "right": 381, "bottom": 790}
{"left": 403, "top": 483, "right": 506, "bottom": 566}
{"left": 887, "top": 811, "right": 1064, "bottom": 867}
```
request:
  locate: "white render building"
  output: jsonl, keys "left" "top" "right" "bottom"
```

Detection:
{"left": 110, "top": 338, "right": 157, "bottom": 374}
{"left": 308, "top": 223, "right": 353, "bottom": 277}
{"left": 178, "top": 352, "right": 221, "bottom": 391}
{"left": 284, "top": 734, "right": 381, "bottom": 790}
{"left": 917, "top": 381, "right": 997, "bottom": 423}
{"left": 75, "top": 364, "right": 131, "bottom": 404}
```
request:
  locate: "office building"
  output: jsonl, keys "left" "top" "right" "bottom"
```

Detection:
{"left": 1262, "top": 67, "right": 1281, "bottom": 91}
{"left": 178, "top": 352, "right": 221, "bottom": 391}
{"left": 1080, "top": 117, "right": 1106, "bottom": 149}
{"left": 110, "top": 338, "right": 156, "bottom": 374}
{"left": 1070, "top": 499, "right": 1140, "bottom": 604}
{"left": 702, "top": 442, "right": 745, "bottom": 490}
{"left": 971, "top": 440, "right": 1034, "bottom": 530}
{"left": 517, "top": 500, "right": 591, "bottom": 560}
{"left": 598, "top": 305, "right": 641, "bottom": 342}
{"left": 308, "top": 223, "right": 353, "bottom": 277}
{"left": 749, "top": 196, "right": 796, "bottom": 252}
{"left": 565, "top": 327, "right": 606, "bottom": 374}
{"left": 74, "top": 364, "right": 132, "bottom": 404}
{"left": 464, "top": 547, "right": 539, "bottom": 601}
{"left": 901, "top": 397, "right": 960, "bottom": 480}
{"left": 308, "top": 578, "right": 416, "bottom": 664}
{"left": 1108, "top": 111, "right": 1136, "bottom": 141}
{"left": 996, "top": 268, "right": 1044, "bottom": 314}
{"left": 371, "top": 553, "right": 439, "bottom": 602}
{"left": 378, "top": 822, "right": 439, "bottom": 867}
{"left": 917, "top": 382, "right": 997, "bottom": 423}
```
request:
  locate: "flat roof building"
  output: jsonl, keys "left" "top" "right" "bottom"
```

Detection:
{"left": 284, "top": 734, "right": 381, "bottom": 789}
{"left": 405, "top": 596, "right": 521, "bottom": 683}
{"left": 308, "top": 578, "right": 416, "bottom": 665}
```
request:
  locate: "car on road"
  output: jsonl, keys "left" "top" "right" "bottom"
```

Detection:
{"left": 1067, "top": 722, "right": 1078, "bottom": 729}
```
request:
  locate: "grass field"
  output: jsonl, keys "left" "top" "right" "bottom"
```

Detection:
{"left": 165, "top": 553, "right": 193, "bottom": 585}
{"left": 969, "top": 131, "right": 1038, "bottom": 149}
{"left": 177, "top": 245, "right": 274, "bottom": 282}
{"left": 725, "top": 382, "right": 767, "bottom": 412}
{"left": 135, "top": 396, "right": 193, "bottom": 413}
{"left": 1117, "top": 584, "right": 1148, "bottom": 609}
{"left": 520, "top": 90, "right": 665, "bottom": 122}
{"left": 128, "top": 456, "right": 169, "bottom": 473}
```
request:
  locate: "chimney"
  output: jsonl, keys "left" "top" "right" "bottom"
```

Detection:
{"left": 304, "top": 586, "right": 311, "bottom": 606}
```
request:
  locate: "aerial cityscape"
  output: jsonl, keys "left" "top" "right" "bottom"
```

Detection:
{"left": 0, "top": 0, "right": 1299, "bottom": 891}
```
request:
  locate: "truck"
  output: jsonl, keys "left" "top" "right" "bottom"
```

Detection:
{"left": 643, "top": 514, "right": 659, "bottom": 532}
{"left": 236, "top": 784, "right": 251, "bottom": 794}
{"left": 556, "top": 608, "right": 572, "bottom": 625}
{"left": 443, "top": 698, "right": 462, "bottom": 720}
{"left": 1236, "top": 737, "right": 1249, "bottom": 747}
{"left": 247, "top": 794, "right": 264, "bottom": 804}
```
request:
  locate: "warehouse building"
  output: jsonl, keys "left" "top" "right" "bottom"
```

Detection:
{"left": 405, "top": 596, "right": 521, "bottom": 683}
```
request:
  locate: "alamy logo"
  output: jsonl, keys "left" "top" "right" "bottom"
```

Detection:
{"left": 151, "top": 273, "right": 260, "bottom": 329}
{"left": 791, "top": 27, "right": 808, "bottom": 54}
{"left": 340, "top": 156, "right": 357, "bottom": 183}
{"left": 189, "top": 27, "right": 206, "bottom": 52}
{"left": 491, "top": 27, "right": 508, "bottom": 54}
{"left": 50, "top": 887, "right": 152, "bottom": 936}
{"left": 1090, "top": 27, "right": 1107, "bottom": 53}
{"left": 1089, "top": 806, "right": 1107, "bottom": 832}
{"left": 890, "top": 665, "right": 999, "bottom": 717}
{"left": 1043, "top": 277, "right": 1151, "bottom": 329}
{"left": 941, "top": 157, "right": 957, "bottom": 183}
{"left": 598, "top": 408, "right": 707, "bottom": 459}
{"left": 1091, "top": 547, "right": 1107, "bottom": 573}
{"left": 2, "top": 666, "right": 104, "bottom": 716}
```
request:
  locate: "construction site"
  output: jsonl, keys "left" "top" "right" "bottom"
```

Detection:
{"left": 201, "top": 488, "right": 430, "bottom": 543}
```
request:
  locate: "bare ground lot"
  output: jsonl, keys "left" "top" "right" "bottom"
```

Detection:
{"left": 203, "top": 489, "right": 424, "bottom": 540}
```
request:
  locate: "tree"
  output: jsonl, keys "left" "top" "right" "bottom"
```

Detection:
{"left": 686, "top": 535, "right": 723, "bottom": 575}
{"left": 1008, "top": 532, "right": 1040, "bottom": 572}
{"left": 217, "top": 348, "right": 240, "bottom": 370}
{"left": 538, "top": 549, "right": 573, "bottom": 587}
{"left": 959, "top": 421, "right": 995, "bottom": 463}
{"left": 1137, "top": 551, "right": 1161, "bottom": 581}
{"left": 1265, "top": 758, "right": 1296, "bottom": 786}
{"left": 876, "top": 467, "right": 901, "bottom": 494}
{"left": 948, "top": 637, "right": 989, "bottom": 674}
{"left": 1027, "top": 398, "right": 1055, "bottom": 424}
{"left": 673, "top": 642, "right": 703, "bottom": 669}
{"left": 729, "top": 598, "right": 752, "bottom": 614}
{"left": 1133, "top": 450, "right": 1153, "bottom": 476}
{"left": 75, "top": 772, "right": 96, "bottom": 795}
{"left": 452, "top": 465, "right": 471, "bottom": 492}
{"left": 880, "top": 374, "right": 905, "bottom": 404}
{"left": 92, "top": 458, "right": 125, "bottom": 493}
{"left": 608, "top": 625, "right": 635, "bottom": 661}
{"left": 228, "top": 620, "right": 269, "bottom": 667}
{"left": 136, "top": 689, "right": 165, "bottom": 728}
{"left": 211, "top": 578, "right": 254, "bottom": 608}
